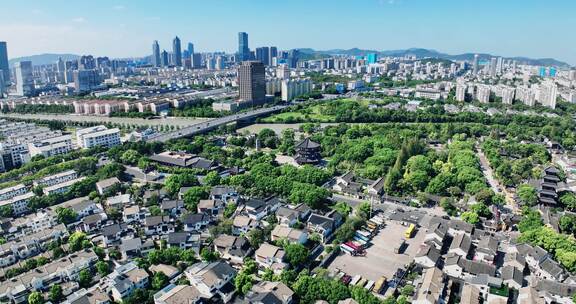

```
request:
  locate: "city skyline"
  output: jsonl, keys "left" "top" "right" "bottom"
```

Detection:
{"left": 0, "top": 0, "right": 575, "bottom": 65}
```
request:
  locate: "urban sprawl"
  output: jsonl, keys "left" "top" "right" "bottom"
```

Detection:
{"left": 0, "top": 32, "right": 575, "bottom": 304}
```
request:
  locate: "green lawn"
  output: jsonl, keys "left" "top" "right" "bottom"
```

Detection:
{"left": 263, "top": 104, "right": 334, "bottom": 122}
{"left": 489, "top": 285, "right": 510, "bottom": 297}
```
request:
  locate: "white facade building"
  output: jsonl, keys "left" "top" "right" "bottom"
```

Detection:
{"left": 28, "top": 134, "right": 73, "bottom": 157}
{"left": 281, "top": 79, "right": 312, "bottom": 101}
{"left": 501, "top": 87, "right": 515, "bottom": 105}
{"left": 456, "top": 83, "right": 467, "bottom": 102}
{"left": 33, "top": 170, "right": 78, "bottom": 187}
{"left": 539, "top": 80, "right": 558, "bottom": 109}
{"left": 42, "top": 177, "right": 86, "bottom": 196}
{"left": 0, "top": 184, "right": 28, "bottom": 201}
{"left": 0, "top": 191, "right": 34, "bottom": 215}
{"left": 76, "top": 125, "right": 121, "bottom": 149}
{"left": 476, "top": 85, "right": 491, "bottom": 103}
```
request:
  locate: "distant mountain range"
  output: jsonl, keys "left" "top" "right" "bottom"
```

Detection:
{"left": 8, "top": 54, "right": 80, "bottom": 66}
{"left": 296, "top": 48, "right": 571, "bottom": 67}
{"left": 8, "top": 48, "right": 571, "bottom": 68}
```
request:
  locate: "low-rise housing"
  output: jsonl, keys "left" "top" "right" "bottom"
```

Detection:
{"left": 213, "top": 234, "right": 252, "bottom": 265}
{"left": 33, "top": 170, "right": 78, "bottom": 187}
{"left": 245, "top": 281, "right": 294, "bottom": 304}
{"left": 271, "top": 226, "right": 308, "bottom": 244}
{"left": 96, "top": 177, "right": 121, "bottom": 195}
{"left": 184, "top": 261, "right": 237, "bottom": 301}
{"left": 255, "top": 243, "right": 287, "bottom": 273}
{"left": 42, "top": 176, "right": 86, "bottom": 196}
{"left": 413, "top": 267, "right": 446, "bottom": 304}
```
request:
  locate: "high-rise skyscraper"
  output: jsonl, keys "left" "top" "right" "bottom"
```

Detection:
{"left": 367, "top": 53, "right": 378, "bottom": 64}
{"left": 539, "top": 80, "right": 558, "bottom": 109}
{"left": 152, "top": 40, "right": 161, "bottom": 67}
{"left": 496, "top": 57, "right": 503, "bottom": 75}
{"left": 238, "top": 32, "right": 250, "bottom": 61}
{"left": 187, "top": 43, "right": 194, "bottom": 56}
{"left": 255, "top": 47, "right": 270, "bottom": 66}
{"left": 206, "top": 57, "right": 215, "bottom": 70}
{"left": 569, "top": 69, "right": 576, "bottom": 81}
{"left": 215, "top": 56, "right": 225, "bottom": 70}
{"left": 489, "top": 57, "right": 498, "bottom": 77}
{"left": 269, "top": 47, "right": 278, "bottom": 66}
{"left": 539, "top": 67, "right": 547, "bottom": 77}
{"left": 549, "top": 67, "right": 557, "bottom": 77}
{"left": 56, "top": 57, "right": 65, "bottom": 83}
{"left": 238, "top": 61, "right": 265, "bottom": 105}
{"left": 161, "top": 50, "right": 169, "bottom": 67}
{"left": 472, "top": 54, "right": 479, "bottom": 75}
{"left": 78, "top": 55, "right": 96, "bottom": 70}
{"left": 172, "top": 36, "right": 182, "bottom": 67}
{"left": 0, "top": 41, "right": 9, "bottom": 83}
{"left": 277, "top": 64, "right": 290, "bottom": 80}
{"left": 15, "top": 61, "right": 34, "bottom": 97}
{"left": 476, "top": 84, "right": 491, "bottom": 103}
{"left": 456, "top": 83, "right": 467, "bottom": 102}
{"left": 0, "top": 73, "right": 5, "bottom": 97}
{"left": 74, "top": 69, "right": 101, "bottom": 94}
{"left": 287, "top": 49, "right": 300, "bottom": 68}
{"left": 64, "top": 61, "right": 75, "bottom": 83}
{"left": 191, "top": 53, "right": 202, "bottom": 69}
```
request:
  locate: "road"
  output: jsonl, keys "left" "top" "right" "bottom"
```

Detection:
{"left": 331, "top": 193, "right": 447, "bottom": 218}
{"left": 0, "top": 113, "right": 209, "bottom": 127}
{"left": 477, "top": 145, "right": 519, "bottom": 213}
{"left": 146, "top": 105, "right": 287, "bottom": 142}
{"left": 477, "top": 147, "right": 501, "bottom": 194}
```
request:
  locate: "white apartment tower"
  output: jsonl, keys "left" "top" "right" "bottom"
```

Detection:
{"left": 501, "top": 87, "right": 515, "bottom": 105}
{"left": 539, "top": 80, "right": 558, "bottom": 109}
{"left": 277, "top": 64, "right": 290, "bottom": 80}
{"left": 456, "top": 83, "right": 467, "bottom": 102}
{"left": 281, "top": 79, "right": 312, "bottom": 101}
{"left": 476, "top": 85, "right": 491, "bottom": 103}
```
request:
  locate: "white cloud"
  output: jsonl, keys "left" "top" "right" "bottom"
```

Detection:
{"left": 71, "top": 17, "right": 86, "bottom": 23}
{"left": 0, "top": 23, "right": 125, "bottom": 58}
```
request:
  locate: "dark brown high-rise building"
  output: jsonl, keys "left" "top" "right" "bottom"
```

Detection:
{"left": 238, "top": 61, "right": 265, "bottom": 104}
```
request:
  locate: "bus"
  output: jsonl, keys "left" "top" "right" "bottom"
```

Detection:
{"left": 357, "top": 230, "right": 372, "bottom": 239}
{"left": 355, "top": 232, "right": 370, "bottom": 242}
{"left": 341, "top": 275, "right": 352, "bottom": 285}
{"left": 404, "top": 223, "right": 416, "bottom": 238}
{"left": 370, "top": 217, "right": 384, "bottom": 225}
{"left": 374, "top": 276, "right": 387, "bottom": 294}
{"left": 350, "top": 275, "right": 362, "bottom": 286}
{"left": 353, "top": 236, "right": 368, "bottom": 245}
{"left": 364, "top": 280, "right": 375, "bottom": 291}
{"left": 364, "top": 225, "right": 376, "bottom": 234}
{"left": 345, "top": 241, "right": 361, "bottom": 251}
{"left": 351, "top": 241, "right": 365, "bottom": 249}
{"left": 340, "top": 244, "right": 355, "bottom": 255}
{"left": 356, "top": 278, "right": 367, "bottom": 288}
{"left": 366, "top": 221, "right": 378, "bottom": 229}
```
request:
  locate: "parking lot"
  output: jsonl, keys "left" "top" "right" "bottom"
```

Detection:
{"left": 328, "top": 221, "right": 425, "bottom": 282}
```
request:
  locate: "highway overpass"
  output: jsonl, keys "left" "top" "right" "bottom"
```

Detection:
{"left": 146, "top": 105, "right": 286, "bottom": 142}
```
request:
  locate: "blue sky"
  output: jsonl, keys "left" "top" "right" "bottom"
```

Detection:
{"left": 1, "top": 0, "right": 575, "bottom": 65}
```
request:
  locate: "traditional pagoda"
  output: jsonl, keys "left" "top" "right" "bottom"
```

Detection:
{"left": 295, "top": 138, "right": 321, "bottom": 165}
{"left": 538, "top": 166, "right": 560, "bottom": 207}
